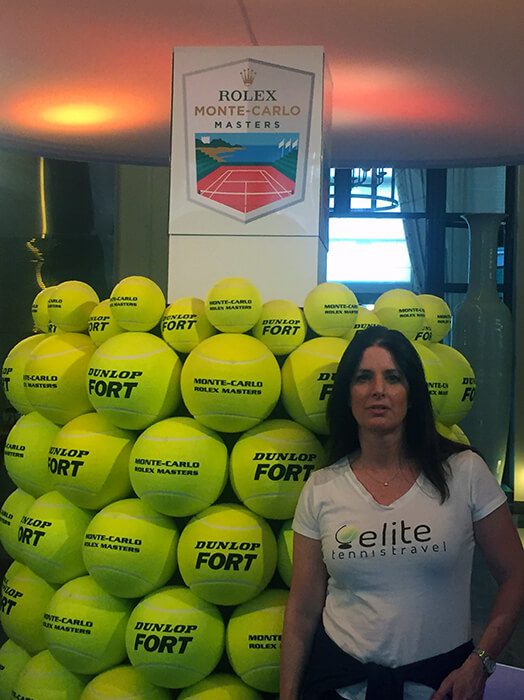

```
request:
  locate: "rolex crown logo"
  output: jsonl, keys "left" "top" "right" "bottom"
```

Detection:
{"left": 240, "top": 67, "right": 256, "bottom": 86}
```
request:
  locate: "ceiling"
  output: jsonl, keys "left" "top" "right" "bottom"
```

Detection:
{"left": 2, "top": 0, "right": 524, "bottom": 168}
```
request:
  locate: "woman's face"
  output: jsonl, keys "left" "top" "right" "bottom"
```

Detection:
{"left": 350, "top": 345, "right": 409, "bottom": 436}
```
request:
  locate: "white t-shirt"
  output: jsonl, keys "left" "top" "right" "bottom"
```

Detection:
{"left": 292, "top": 450, "right": 507, "bottom": 699}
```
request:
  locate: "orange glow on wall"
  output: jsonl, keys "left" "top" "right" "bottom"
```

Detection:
{"left": 5, "top": 83, "right": 166, "bottom": 137}
{"left": 42, "top": 103, "right": 114, "bottom": 128}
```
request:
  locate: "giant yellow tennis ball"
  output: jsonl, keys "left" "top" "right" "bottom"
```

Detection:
{"left": 343, "top": 306, "right": 381, "bottom": 344}
{"left": 110, "top": 276, "right": 166, "bottom": 332}
{"left": 205, "top": 277, "right": 262, "bottom": 333}
{"left": 17, "top": 490, "right": 92, "bottom": 585}
{"left": 0, "top": 562, "right": 57, "bottom": 654}
{"left": 251, "top": 299, "right": 306, "bottom": 355}
{"left": 48, "top": 412, "right": 135, "bottom": 509}
{"left": 43, "top": 575, "right": 133, "bottom": 675}
{"left": 23, "top": 332, "right": 96, "bottom": 425}
{"left": 86, "top": 332, "right": 181, "bottom": 430}
{"left": 0, "top": 639, "right": 31, "bottom": 700}
{"left": 82, "top": 498, "right": 178, "bottom": 598}
{"left": 47, "top": 280, "right": 100, "bottom": 333}
{"left": 125, "top": 586, "right": 224, "bottom": 689}
{"left": 229, "top": 419, "right": 325, "bottom": 520}
{"left": 4, "top": 411, "right": 59, "bottom": 497}
{"left": 180, "top": 334, "right": 281, "bottom": 433}
{"left": 1, "top": 334, "right": 48, "bottom": 415}
{"left": 0, "top": 489, "right": 35, "bottom": 563}
{"left": 178, "top": 673, "right": 264, "bottom": 700}
{"left": 88, "top": 299, "right": 126, "bottom": 347}
{"left": 429, "top": 343, "right": 476, "bottom": 426}
{"left": 12, "top": 649, "right": 88, "bottom": 699}
{"left": 373, "top": 289, "right": 425, "bottom": 339}
{"left": 411, "top": 341, "right": 448, "bottom": 418}
{"left": 276, "top": 519, "right": 293, "bottom": 587}
{"left": 226, "top": 588, "right": 288, "bottom": 693}
{"left": 32, "top": 287, "right": 57, "bottom": 333}
{"left": 81, "top": 665, "right": 172, "bottom": 700}
{"left": 281, "top": 337, "right": 349, "bottom": 435}
{"left": 436, "top": 421, "right": 470, "bottom": 445}
{"left": 129, "top": 417, "right": 228, "bottom": 517}
{"left": 177, "top": 504, "right": 277, "bottom": 606}
{"left": 415, "top": 294, "right": 452, "bottom": 345}
{"left": 303, "top": 282, "right": 358, "bottom": 337}
{"left": 161, "top": 297, "right": 216, "bottom": 354}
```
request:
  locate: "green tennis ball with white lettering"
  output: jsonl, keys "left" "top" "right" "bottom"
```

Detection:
{"left": 43, "top": 575, "right": 133, "bottom": 675}
{"left": 177, "top": 503, "right": 277, "bottom": 606}
{"left": 48, "top": 412, "right": 135, "bottom": 510}
{"left": 181, "top": 333, "right": 281, "bottom": 433}
{"left": 129, "top": 417, "right": 228, "bottom": 517}
{"left": 226, "top": 588, "right": 288, "bottom": 694}
{"left": 110, "top": 276, "right": 166, "bottom": 332}
{"left": 4, "top": 412, "right": 59, "bottom": 497}
{"left": 277, "top": 519, "right": 294, "bottom": 587}
{"left": 0, "top": 639, "right": 31, "bottom": 700}
{"left": 178, "top": 673, "right": 264, "bottom": 700}
{"left": 415, "top": 294, "right": 452, "bottom": 345}
{"left": 251, "top": 299, "right": 306, "bottom": 355}
{"left": 24, "top": 332, "right": 96, "bottom": 425}
{"left": 0, "top": 562, "right": 57, "bottom": 654}
{"left": 411, "top": 341, "right": 448, "bottom": 418}
{"left": 86, "top": 332, "right": 181, "bottom": 430}
{"left": 12, "top": 649, "right": 88, "bottom": 699}
{"left": 303, "top": 282, "right": 358, "bottom": 337}
{"left": 47, "top": 280, "right": 100, "bottom": 333}
{"left": 281, "top": 337, "right": 349, "bottom": 435}
{"left": 32, "top": 287, "right": 57, "bottom": 333}
{"left": 88, "top": 299, "right": 126, "bottom": 346}
{"left": 230, "top": 419, "right": 325, "bottom": 520}
{"left": 343, "top": 306, "right": 381, "bottom": 343}
{"left": 373, "top": 288, "right": 425, "bottom": 339}
{"left": 429, "top": 342, "right": 476, "bottom": 426}
{"left": 81, "top": 665, "right": 172, "bottom": 700}
{"left": 161, "top": 297, "right": 216, "bottom": 354}
{"left": 205, "top": 277, "right": 262, "bottom": 333}
{"left": 82, "top": 498, "right": 178, "bottom": 598}
{"left": 1, "top": 334, "right": 48, "bottom": 415}
{"left": 18, "top": 490, "right": 92, "bottom": 585}
{"left": 125, "top": 585, "right": 224, "bottom": 689}
{"left": 0, "top": 489, "right": 35, "bottom": 562}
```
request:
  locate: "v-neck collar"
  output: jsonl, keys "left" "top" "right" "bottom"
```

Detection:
{"left": 344, "top": 457, "right": 423, "bottom": 509}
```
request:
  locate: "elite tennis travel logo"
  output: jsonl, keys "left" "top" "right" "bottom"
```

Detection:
{"left": 334, "top": 521, "right": 447, "bottom": 559}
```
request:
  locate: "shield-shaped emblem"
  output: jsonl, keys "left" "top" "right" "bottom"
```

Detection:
{"left": 183, "top": 59, "right": 314, "bottom": 223}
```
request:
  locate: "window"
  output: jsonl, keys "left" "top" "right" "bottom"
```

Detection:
{"left": 327, "top": 167, "right": 414, "bottom": 304}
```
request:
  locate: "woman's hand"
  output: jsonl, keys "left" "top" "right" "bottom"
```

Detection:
{"left": 431, "top": 653, "right": 487, "bottom": 699}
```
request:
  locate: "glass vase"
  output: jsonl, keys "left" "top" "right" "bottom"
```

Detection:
{"left": 452, "top": 213, "right": 512, "bottom": 483}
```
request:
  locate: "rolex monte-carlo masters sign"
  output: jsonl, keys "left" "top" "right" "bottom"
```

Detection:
{"left": 168, "top": 47, "right": 331, "bottom": 303}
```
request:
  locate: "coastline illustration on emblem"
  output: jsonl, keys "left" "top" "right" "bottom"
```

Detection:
{"left": 194, "top": 132, "right": 299, "bottom": 216}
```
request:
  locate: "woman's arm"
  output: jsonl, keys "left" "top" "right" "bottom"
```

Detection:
{"left": 279, "top": 532, "right": 328, "bottom": 700}
{"left": 432, "top": 502, "right": 524, "bottom": 700}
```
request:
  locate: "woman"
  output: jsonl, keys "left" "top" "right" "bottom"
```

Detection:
{"left": 280, "top": 325, "right": 524, "bottom": 700}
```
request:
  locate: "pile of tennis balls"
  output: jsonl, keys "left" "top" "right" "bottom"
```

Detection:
{"left": 0, "top": 276, "right": 475, "bottom": 698}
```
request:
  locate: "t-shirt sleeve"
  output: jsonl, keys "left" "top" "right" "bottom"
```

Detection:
{"left": 466, "top": 451, "right": 507, "bottom": 522}
{"left": 292, "top": 474, "right": 321, "bottom": 540}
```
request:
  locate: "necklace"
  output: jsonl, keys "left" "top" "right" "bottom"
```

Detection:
{"left": 351, "top": 458, "right": 403, "bottom": 487}
{"left": 364, "top": 468, "right": 402, "bottom": 487}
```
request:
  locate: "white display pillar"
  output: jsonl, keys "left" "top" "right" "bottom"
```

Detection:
{"left": 168, "top": 46, "right": 330, "bottom": 305}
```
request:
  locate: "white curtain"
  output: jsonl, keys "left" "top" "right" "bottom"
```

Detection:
{"left": 396, "top": 168, "right": 426, "bottom": 293}
{"left": 395, "top": 167, "right": 506, "bottom": 294}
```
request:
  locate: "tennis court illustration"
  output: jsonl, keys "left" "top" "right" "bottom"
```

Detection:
{"left": 194, "top": 132, "right": 301, "bottom": 219}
